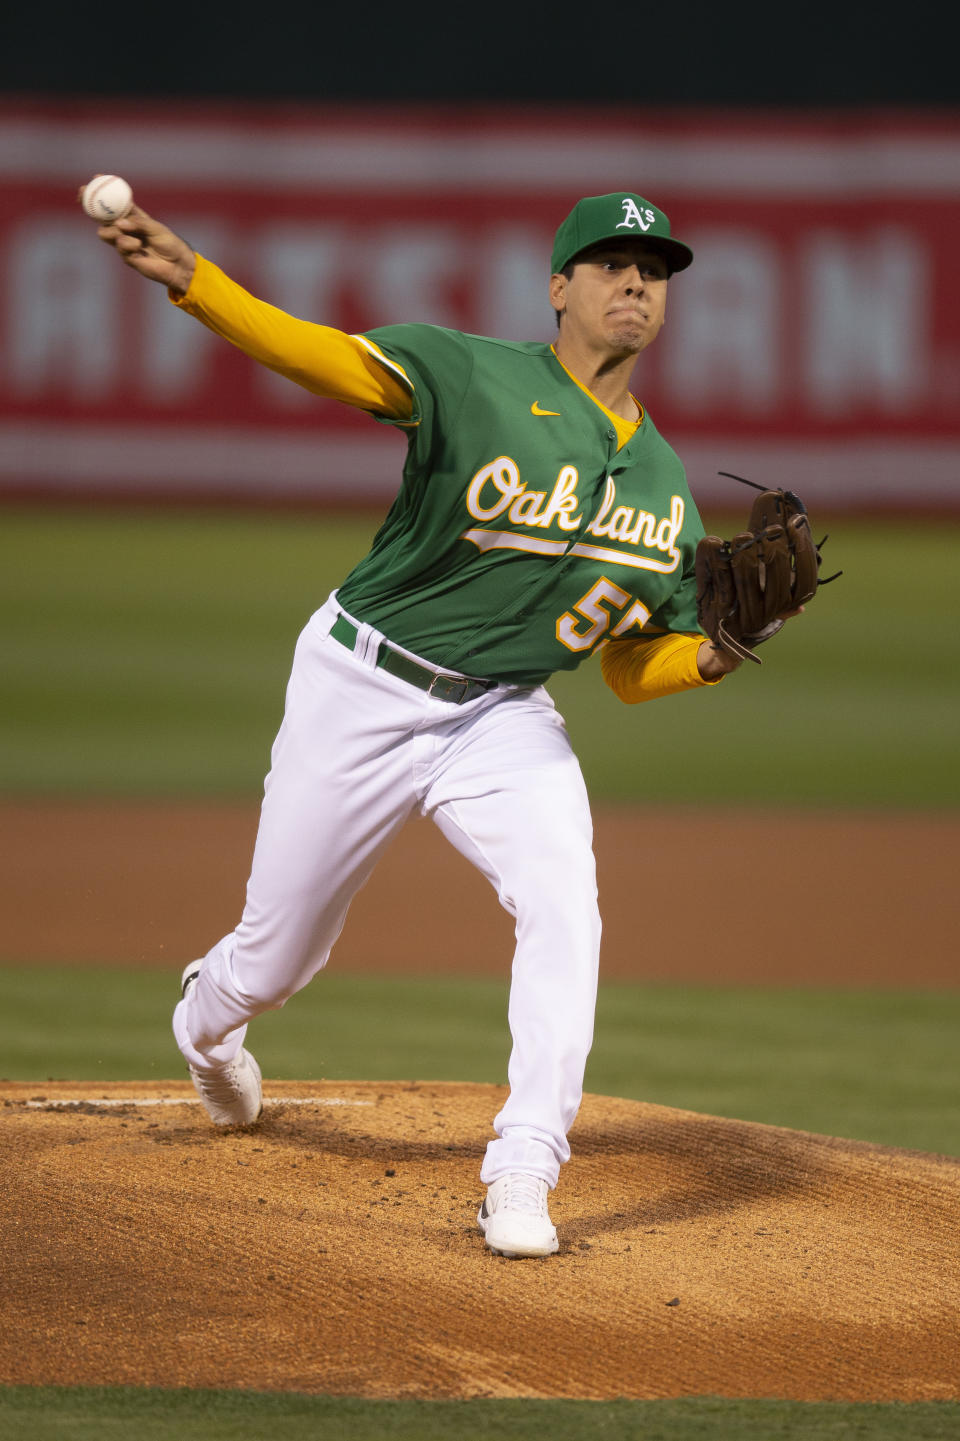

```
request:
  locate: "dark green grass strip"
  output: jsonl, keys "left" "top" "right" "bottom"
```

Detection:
{"left": 1, "top": 1390, "right": 958, "bottom": 1441}
{"left": 3, "top": 970, "right": 958, "bottom": 1159}
{"left": 3, "top": 508, "right": 959, "bottom": 805}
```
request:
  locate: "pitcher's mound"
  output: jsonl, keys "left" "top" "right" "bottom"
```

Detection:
{"left": 2, "top": 1080, "right": 957, "bottom": 1401}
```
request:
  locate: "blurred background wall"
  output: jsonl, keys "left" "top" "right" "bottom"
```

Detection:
{"left": 2, "top": 0, "right": 957, "bottom": 511}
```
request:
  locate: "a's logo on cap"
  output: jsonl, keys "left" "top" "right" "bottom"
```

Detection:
{"left": 616, "top": 198, "right": 656, "bottom": 232}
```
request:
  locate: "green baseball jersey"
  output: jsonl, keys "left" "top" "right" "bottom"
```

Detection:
{"left": 336, "top": 324, "right": 705, "bottom": 686}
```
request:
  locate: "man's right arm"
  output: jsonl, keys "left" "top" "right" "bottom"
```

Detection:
{"left": 87, "top": 203, "right": 413, "bottom": 421}
{"left": 173, "top": 255, "right": 414, "bottom": 419}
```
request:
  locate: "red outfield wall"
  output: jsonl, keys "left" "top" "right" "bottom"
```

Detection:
{"left": 2, "top": 102, "right": 959, "bottom": 509}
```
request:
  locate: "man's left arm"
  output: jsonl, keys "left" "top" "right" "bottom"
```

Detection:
{"left": 600, "top": 629, "right": 739, "bottom": 704}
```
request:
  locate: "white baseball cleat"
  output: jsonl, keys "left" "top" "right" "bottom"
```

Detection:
{"left": 180, "top": 962, "right": 263, "bottom": 1127}
{"left": 477, "top": 1173, "right": 559, "bottom": 1258}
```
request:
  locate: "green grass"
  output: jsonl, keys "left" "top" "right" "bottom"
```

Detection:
{"left": 3, "top": 968, "right": 957, "bottom": 1157}
{"left": 1, "top": 1390, "right": 958, "bottom": 1441}
{"left": 2, "top": 507, "right": 958, "bottom": 805}
{"left": 0, "top": 507, "right": 375, "bottom": 797}
{"left": 551, "top": 512, "right": 960, "bottom": 806}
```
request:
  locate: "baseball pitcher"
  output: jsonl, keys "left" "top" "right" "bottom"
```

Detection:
{"left": 84, "top": 188, "right": 816, "bottom": 1258}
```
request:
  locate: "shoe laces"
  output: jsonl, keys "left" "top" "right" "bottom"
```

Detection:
{"left": 499, "top": 1173, "right": 548, "bottom": 1216}
{"left": 191, "top": 1056, "right": 247, "bottom": 1105}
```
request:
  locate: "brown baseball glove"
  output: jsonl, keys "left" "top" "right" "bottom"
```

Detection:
{"left": 695, "top": 475, "right": 839, "bottom": 665}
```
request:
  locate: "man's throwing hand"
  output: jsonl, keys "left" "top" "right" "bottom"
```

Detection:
{"left": 77, "top": 183, "right": 196, "bottom": 295}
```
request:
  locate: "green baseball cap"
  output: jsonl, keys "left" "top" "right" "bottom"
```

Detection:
{"left": 551, "top": 192, "right": 694, "bottom": 276}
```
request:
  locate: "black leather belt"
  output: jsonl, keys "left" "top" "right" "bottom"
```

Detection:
{"left": 330, "top": 614, "right": 496, "bottom": 705}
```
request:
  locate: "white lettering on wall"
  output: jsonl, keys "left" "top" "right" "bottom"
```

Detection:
{"left": 363, "top": 226, "right": 460, "bottom": 327}
{"left": 7, "top": 220, "right": 118, "bottom": 396}
{"left": 803, "top": 227, "right": 928, "bottom": 412}
{"left": 662, "top": 231, "right": 780, "bottom": 412}
{"left": 1, "top": 215, "right": 938, "bottom": 435}
{"left": 479, "top": 225, "right": 551, "bottom": 341}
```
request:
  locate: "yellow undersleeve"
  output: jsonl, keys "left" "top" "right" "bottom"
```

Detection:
{"left": 600, "top": 631, "right": 720, "bottom": 703}
{"left": 171, "top": 255, "right": 414, "bottom": 419}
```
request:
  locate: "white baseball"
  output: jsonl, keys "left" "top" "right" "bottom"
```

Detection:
{"left": 82, "top": 175, "right": 134, "bottom": 223}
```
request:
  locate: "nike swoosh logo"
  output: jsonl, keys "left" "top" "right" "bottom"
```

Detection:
{"left": 531, "top": 402, "right": 561, "bottom": 417}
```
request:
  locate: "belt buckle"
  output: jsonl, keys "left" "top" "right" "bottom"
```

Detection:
{"left": 428, "top": 671, "right": 470, "bottom": 704}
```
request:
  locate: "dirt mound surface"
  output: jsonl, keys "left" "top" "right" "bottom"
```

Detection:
{"left": 2, "top": 1080, "right": 958, "bottom": 1401}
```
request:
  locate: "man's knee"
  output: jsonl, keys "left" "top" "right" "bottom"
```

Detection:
{"left": 510, "top": 834, "right": 597, "bottom": 912}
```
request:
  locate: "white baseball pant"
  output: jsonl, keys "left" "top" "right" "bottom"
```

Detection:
{"left": 173, "top": 593, "right": 602, "bottom": 1187}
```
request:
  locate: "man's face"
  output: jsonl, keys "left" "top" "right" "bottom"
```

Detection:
{"left": 550, "top": 241, "right": 669, "bottom": 357}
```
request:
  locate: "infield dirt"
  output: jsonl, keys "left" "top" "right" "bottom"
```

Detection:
{"left": 3, "top": 801, "right": 957, "bottom": 985}
{"left": 3, "top": 1079, "right": 959, "bottom": 1402}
